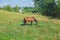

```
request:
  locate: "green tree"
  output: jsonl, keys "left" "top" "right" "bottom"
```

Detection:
{"left": 4, "top": 5, "right": 13, "bottom": 11}
{"left": 33, "top": 0, "right": 60, "bottom": 17}
{"left": 14, "top": 5, "right": 20, "bottom": 12}
{"left": 23, "top": 6, "right": 33, "bottom": 12}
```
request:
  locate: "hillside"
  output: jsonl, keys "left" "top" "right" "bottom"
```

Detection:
{"left": 0, "top": 10, "right": 60, "bottom": 40}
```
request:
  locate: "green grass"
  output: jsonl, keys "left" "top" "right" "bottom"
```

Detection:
{"left": 0, "top": 10, "right": 60, "bottom": 40}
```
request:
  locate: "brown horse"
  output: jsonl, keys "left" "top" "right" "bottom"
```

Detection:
{"left": 23, "top": 17, "right": 38, "bottom": 25}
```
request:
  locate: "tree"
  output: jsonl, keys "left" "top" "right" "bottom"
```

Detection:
{"left": 0, "top": 7, "right": 2, "bottom": 10}
{"left": 33, "top": 0, "right": 60, "bottom": 17}
{"left": 14, "top": 5, "right": 20, "bottom": 12}
{"left": 33, "top": 0, "right": 45, "bottom": 12}
{"left": 23, "top": 6, "right": 33, "bottom": 12}
{"left": 4, "top": 5, "right": 13, "bottom": 11}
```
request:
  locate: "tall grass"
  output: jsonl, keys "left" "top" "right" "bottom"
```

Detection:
{"left": 0, "top": 10, "right": 60, "bottom": 40}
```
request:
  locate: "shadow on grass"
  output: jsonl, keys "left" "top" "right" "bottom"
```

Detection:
{"left": 20, "top": 24, "right": 37, "bottom": 26}
{"left": 20, "top": 24, "right": 40, "bottom": 27}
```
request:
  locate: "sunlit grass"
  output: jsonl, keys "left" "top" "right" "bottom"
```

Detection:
{"left": 0, "top": 10, "right": 60, "bottom": 40}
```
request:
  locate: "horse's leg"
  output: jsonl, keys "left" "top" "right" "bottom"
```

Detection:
{"left": 31, "top": 21, "right": 32, "bottom": 25}
{"left": 34, "top": 19, "right": 38, "bottom": 25}
{"left": 36, "top": 21, "right": 38, "bottom": 25}
{"left": 25, "top": 22, "right": 27, "bottom": 25}
{"left": 23, "top": 20, "right": 26, "bottom": 25}
{"left": 24, "top": 22, "right": 26, "bottom": 25}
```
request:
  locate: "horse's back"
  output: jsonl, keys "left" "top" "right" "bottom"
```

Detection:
{"left": 24, "top": 17, "right": 35, "bottom": 22}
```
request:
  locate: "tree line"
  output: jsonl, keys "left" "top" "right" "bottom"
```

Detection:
{"left": 0, "top": 0, "right": 60, "bottom": 18}
{"left": 0, "top": 5, "right": 20, "bottom": 12}
{"left": 33, "top": 0, "right": 60, "bottom": 18}
{"left": 0, "top": 5, "right": 33, "bottom": 12}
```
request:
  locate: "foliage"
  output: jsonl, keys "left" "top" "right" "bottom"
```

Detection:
{"left": 33, "top": 0, "right": 60, "bottom": 17}
{"left": 23, "top": 6, "right": 33, "bottom": 12}
{"left": 14, "top": 5, "right": 20, "bottom": 12}
{"left": 0, "top": 5, "right": 20, "bottom": 12}
{"left": 3, "top": 5, "right": 14, "bottom": 11}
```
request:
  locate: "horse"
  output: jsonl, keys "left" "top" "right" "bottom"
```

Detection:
{"left": 23, "top": 17, "right": 38, "bottom": 25}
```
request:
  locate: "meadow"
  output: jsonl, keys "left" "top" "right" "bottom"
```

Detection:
{"left": 0, "top": 10, "right": 60, "bottom": 40}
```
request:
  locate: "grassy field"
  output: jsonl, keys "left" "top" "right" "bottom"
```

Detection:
{"left": 0, "top": 10, "right": 60, "bottom": 40}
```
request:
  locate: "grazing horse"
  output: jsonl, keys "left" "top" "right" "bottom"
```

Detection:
{"left": 23, "top": 17, "right": 38, "bottom": 25}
